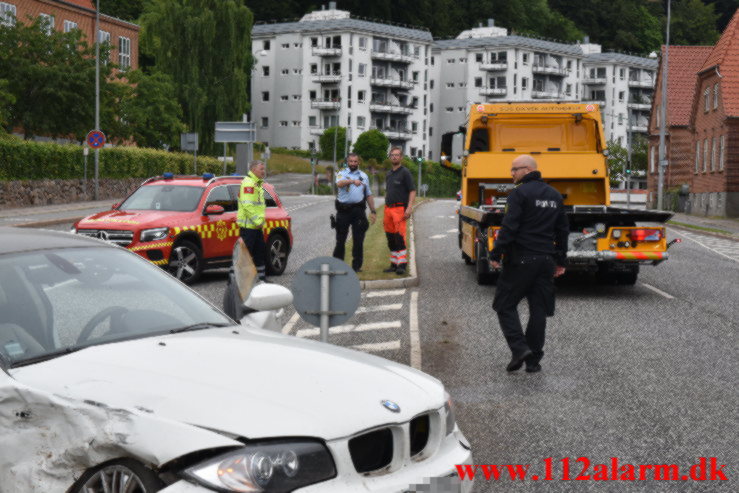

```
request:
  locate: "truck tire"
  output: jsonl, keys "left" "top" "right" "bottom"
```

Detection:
{"left": 617, "top": 265, "right": 639, "bottom": 285}
{"left": 462, "top": 252, "right": 473, "bottom": 265}
{"left": 475, "top": 242, "right": 498, "bottom": 285}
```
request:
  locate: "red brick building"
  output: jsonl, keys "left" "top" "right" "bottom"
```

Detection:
{"left": 648, "top": 9, "right": 739, "bottom": 217}
{"left": 0, "top": 0, "right": 139, "bottom": 71}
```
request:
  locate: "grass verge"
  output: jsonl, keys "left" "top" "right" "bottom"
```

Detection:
{"left": 667, "top": 220, "right": 735, "bottom": 236}
{"left": 257, "top": 151, "right": 326, "bottom": 175}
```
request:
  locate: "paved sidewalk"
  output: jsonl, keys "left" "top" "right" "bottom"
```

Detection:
{"left": 0, "top": 199, "right": 122, "bottom": 228}
{"left": 668, "top": 212, "right": 739, "bottom": 238}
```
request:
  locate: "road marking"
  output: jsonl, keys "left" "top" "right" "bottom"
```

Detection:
{"left": 281, "top": 312, "right": 300, "bottom": 334}
{"left": 296, "top": 320, "right": 402, "bottom": 338}
{"left": 640, "top": 283, "right": 675, "bottom": 299}
{"left": 448, "top": 215, "right": 456, "bottom": 219}
{"left": 351, "top": 340, "right": 401, "bottom": 352}
{"left": 357, "top": 303, "right": 403, "bottom": 313}
{"left": 668, "top": 227, "right": 739, "bottom": 263}
{"left": 365, "top": 289, "right": 406, "bottom": 298}
{"left": 446, "top": 229, "right": 457, "bottom": 233}
{"left": 409, "top": 290, "right": 421, "bottom": 370}
{"left": 430, "top": 234, "right": 446, "bottom": 239}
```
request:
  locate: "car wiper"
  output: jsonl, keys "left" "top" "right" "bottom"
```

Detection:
{"left": 11, "top": 347, "right": 83, "bottom": 368}
{"left": 169, "top": 322, "right": 232, "bottom": 334}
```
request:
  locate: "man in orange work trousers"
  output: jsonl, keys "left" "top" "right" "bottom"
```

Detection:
{"left": 383, "top": 147, "right": 416, "bottom": 275}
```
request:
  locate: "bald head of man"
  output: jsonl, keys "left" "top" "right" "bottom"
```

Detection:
{"left": 510, "top": 154, "right": 537, "bottom": 183}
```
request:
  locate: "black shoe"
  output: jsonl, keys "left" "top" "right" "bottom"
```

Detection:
{"left": 395, "top": 266, "right": 406, "bottom": 275}
{"left": 506, "top": 349, "right": 533, "bottom": 372}
{"left": 383, "top": 265, "right": 397, "bottom": 273}
{"left": 353, "top": 267, "right": 362, "bottom": 273}
{"left": 525, "top": 363, "right": 542, "bottom": 373}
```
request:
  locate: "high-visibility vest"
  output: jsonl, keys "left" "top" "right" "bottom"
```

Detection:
{"left": 237, "top": 172, "right": 265, "bottom": 229}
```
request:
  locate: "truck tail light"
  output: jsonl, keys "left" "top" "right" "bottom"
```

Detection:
{"left": 630, "top": 228, "right": 662, "bottom": 241}
{"left": 493, "top": 229, "right": 500, "bottom": 239}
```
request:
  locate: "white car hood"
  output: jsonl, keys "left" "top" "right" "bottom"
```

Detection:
{"left": 11, "top": 327, "right": 445, "bottom": 441}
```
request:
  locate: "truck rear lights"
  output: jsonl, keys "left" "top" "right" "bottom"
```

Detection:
{"left": 629, "top": 229, "right": 662, "bottom": 241}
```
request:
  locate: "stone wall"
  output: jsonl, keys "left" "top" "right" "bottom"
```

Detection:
{"left": 0, "top": 179, "right": 142, "bottom": 209}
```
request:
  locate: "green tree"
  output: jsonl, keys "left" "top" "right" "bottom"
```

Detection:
{"left": 606, "top": 139, "right": 629, "bottom": 187}
{"left": 99, "top": 0, "right": 146, "bottom": 22}
{"left": 0, "top": 79, "right": 14, "bottom": 132}
{"left": 140, "top": 0, "right": 253, "bottom": 155}
{"left": 0, "top": 17, "right": 112, "bottom": 139}
{"left": 353, "top": 129, "right": 389, "bottom": 163}
{"left": 630, "top": 134, "right": 648, "bottom": 173}
{"left": 670, "top": 0, "right": 721, "bottom": 45}
{"left": 319, "top": 126, "right": 346, "bottom": 161}
{"left": 119, "top": 70, "right": 186, "bottom": 148}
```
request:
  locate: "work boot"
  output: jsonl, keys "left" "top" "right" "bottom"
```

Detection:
{"left": 395, "top": 264, "right": 407, "bottom": 275}
{"left": 383, "top": 264, "right": 397, "bottom": 273}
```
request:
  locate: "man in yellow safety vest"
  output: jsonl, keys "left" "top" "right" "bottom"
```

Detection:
{"left": 237, "top": 161, "right": 267, "bottom": 281}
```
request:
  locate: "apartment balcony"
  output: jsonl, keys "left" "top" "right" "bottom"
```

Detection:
{"left": 370, "top": 126, "right": 412, "bottom": 140}
{"left": 532, "top": 64, "right": 569, "bottom": 76}
{"left": 584, "top": 99, "right": 606, "bottom": 108}
{"left": 370, "top": 76, "right": 416, "bottom": 89}
{"left": 310, "top": 98, "right": 341, "bottom": 109}
{"left": 627, "top": 102, "right": 652, "bottom": 110}
{"left": 628, "top": 123, "right": 649, "bottom": 133}
{"left": 480, "top": 62, "right": 508, "bottom": 71}
{"left": 583, "top": 77, "right": 607, "bottom": 85}
{"left": 309, "top": 126, "right": 327, "bottom": 136}
{"left": 371, "top": 49, "right": 416, "bottom": 64}
{"left": 311, "top": 72, "right": 342, "bottom": 83}
{"left": 479, "top": 87, "right": 507, "bottom": 96}
{"left": 531, "top": 90, "right": 561, "bottom": 99}
{"left": 368, "top": 101, "right": 415, "bottom": 114}
{"left": 312, "top": 47, "right": 342, "bottom": 57}
{"left": 628, "top": 79, "right": 654, "bottom": 88}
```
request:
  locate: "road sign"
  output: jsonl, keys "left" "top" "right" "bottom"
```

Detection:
{"left": 180, "top": 132, "right": 198, "bottom": 151}
{"left": 87, "top": 130, "right": 106, "bottom": 149}
{"left": 215, "top": 121, "right": 256, "bottom": 144}
{"left": 292, "top": 257, "right": 360, "bottom": 342}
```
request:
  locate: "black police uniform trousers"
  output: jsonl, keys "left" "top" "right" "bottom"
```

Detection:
{"left": 240, "top": 227, "right": 267, "bottom": 281}
{"left": 493, "top": 255, "right": 556, "bottom": 364}
{"left": 333, "top": 203, "right": 369, "bottom": 270}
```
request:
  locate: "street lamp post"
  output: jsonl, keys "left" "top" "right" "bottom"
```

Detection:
{"left": 94, "top": 0, "right": 100, "bottom": 200}
{"left": 657, "top": 0, "right": 671, "bottom": 210}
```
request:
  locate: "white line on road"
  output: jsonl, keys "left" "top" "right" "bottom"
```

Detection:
{"left": 409, "top": 290, "right": 421, "bottom": 370}
{"left": 640, "top": 283, "right": 675, "bottom": 299}
{"left": 296, "top": 320, "right": 402, "bottom": 338}
{"left": 446, "top": 229, "right": 457, "bottom": 233}
{"left": 365, "top": 289, "right": 406, "bottom": 298}
{"left": 668, "top": 227, "right": 739, "bottom": 263}
{"left": 281, "top": 312, "right": 300, "bottom": 335}
{"left": 429, "top": 234, "right": 446, "bottom": 239}
{"left": 351, "top": 340, "right": 401, "bottom": 352}
{"left": 357, "top": 303, "right": 403, "bottom": 313}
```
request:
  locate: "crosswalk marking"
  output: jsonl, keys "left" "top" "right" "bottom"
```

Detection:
{"left": 357, "top": 303, "right": 403, "bottom": 313}
{"left": 365, "top": 289, "right": 406, "bottom": 298}
{"left": 281, "top": 312, "right": 300, "bottom": 335}
{"left": 669, "top": 227, "right": 739, "bottom": 263}
{"left": 351, "top": 340, "right": 401, "bottom": 352}
{"left": 296, "top": 320, "right": 402, "bottom": 338}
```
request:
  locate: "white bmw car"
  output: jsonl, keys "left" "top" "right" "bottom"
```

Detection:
{"left": 0, "top": 227, "right": 472, "bottom": 492}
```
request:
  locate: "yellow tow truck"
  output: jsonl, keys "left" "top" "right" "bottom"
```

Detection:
{"left": 442, "top": 103, "right": 678, "bottom": 285}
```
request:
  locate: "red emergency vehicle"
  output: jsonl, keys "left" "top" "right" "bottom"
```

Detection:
{"left": 73, "top": 173, "right": 293, "bottom": 284}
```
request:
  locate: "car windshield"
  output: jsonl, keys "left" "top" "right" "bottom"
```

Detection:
{"left": 119, "top": 185, "right": 204, "bottom": 212}
{"left": 0, "top": 247, "right": 232, "bottom": 367}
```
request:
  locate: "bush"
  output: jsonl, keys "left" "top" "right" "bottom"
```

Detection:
{"left": 319, "top": 126, "right": 346, "bottom": 161}
{"left": 270, "top": 147, "right": 312, "bottom": 158}
{"left": 0, "top": 139, "right": 229, "bottom": 180}
{"left": 353, "top": 129, "right": 389, "bottom": 162}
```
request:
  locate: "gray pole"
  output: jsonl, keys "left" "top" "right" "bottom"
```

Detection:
{"left": 626, "top": 127, "right": 632, "bottom": 208}
{"left": 319, "top": 263, "right": 330, "bottom": 343}
{"left": 657, "top": 0, "right": 671, "bottom": 210}
{"left": 332, "top": 126, "right": 338, "bottom": 164}
{"left": 223, "top": 143, "right": 227, "bottom": 175}
{"left": 94, "top": 0, "right": 100, "bottom": 200}
{"left": 193, "top": 148, "right": 197, "bottom": 174}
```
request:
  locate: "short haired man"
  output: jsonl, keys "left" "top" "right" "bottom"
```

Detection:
{"left": 237, "top": 161, "right": 268, "bottom": 282}
{"left": 490, "top": 155, "right": 568, "bottom": 373}
{"left": 333, "top": 153, "right": 376, "bottom": 272}
{"left": 383, "top": 147, "right": 416, "bottom": 275}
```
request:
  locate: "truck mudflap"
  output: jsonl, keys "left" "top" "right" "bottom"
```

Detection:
{"left": 567, "top": 250, "right": 668, "bottom": 262}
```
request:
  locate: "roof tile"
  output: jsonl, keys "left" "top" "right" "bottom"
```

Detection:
{"left": 659, "top": 46, "right": 712, "bottom": 125}
{"left": 700, "top": 9, "right": 739, "bottom": 116}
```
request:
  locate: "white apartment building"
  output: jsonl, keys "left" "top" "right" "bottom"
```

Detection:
{"left": 251, "top": 3, "right": 433, "bottom": 158}
{"left": 251, "top": 7, "right": 657, "bottom": 162}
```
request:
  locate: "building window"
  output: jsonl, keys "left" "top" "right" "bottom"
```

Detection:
{"left": 293, "top": 69, "right": 301, "bottom": 74}
{"left": 445, "top": 107, "right": 453, "bottom": 112}
{"left": 430, "top": 80, "right": 434, "bottom": 89}
{"left": 262, "top": 91, "right": 270, "bottom": 102}
{"left": 118, "top": 36, "right": 131, "bottom": 69}
{"left": 566, "top": 84, "right": 572, "bottom": 96}
{"left": 357, "top": 116, "right": 366, "bottom": 128}
{"left": 280, "top": 95, "right": 288, "bottom": 101}
{"left": 430, "top": 103, "right": 434, "bottom": 112}
{"left": 98, "top": 29, "right": 110, "bottom": 44}
{"left": 39, "top": 13, "right": 54, "bottom": 34}
{"left": 308, "top": 116, "right": 316, "bottom": 127}
{"left": 292, "top": 95, "right": 301, "bottom": 101}
{"left": 618, "top": 91, "right": 625, "bottom": 102}
{"left": 309, "top": 90, "right": 317, "bottom": 100}
{"left": 521, "top": 77, "right": 528, "bottom": 90}
{"left": 711, "top": 136, "right": 717, "bottom": 171}
{"left": 703, "top": 138, "right": 708, "bottom": 172}
{"left": 63, "top": 20, "right": 78, "bottom": 32}
{"left": 447, "top": 58, "right": 455, "bottom": 64}
{"left": 650, "top": 145, "right": 656, "bottom": 174}
{"left": 281, "top": 43, "right": 289, "bottom": 49}
{"left": 262, "top": 66, "right": 270, "bottom": 76}
{"left": 704, "top": 88, "right": 710, "bottom": 112}
{"left": 281, "top": 69, "right": 288, "bottom": 75}
{"left": 358, "top": 63, "right": 366, "bottom": 77}
{"left": 619, "top": 68, "right": 625, "bottom": 80}
{"left": 280, "top": 121, "right": 288, "bottom": 127}
{"left": 359, "top": 37, "right": 366, "bottom": 49}
{"left": 431, "top": 56, "right": 435, "bottom": 66}
{"left": 261, "top": 117, "right": 269, "bottom": 128}
{"left": 292, "top": 121, "right": 300, "bottom": 127}
{"left": 0, "top": 1, "right": 15, "bottom": 26}
{"left": 446, "top": 82, "right": 454, "bottom": 88}
{"left": 694, "top": 141, "right": 700, "bottom": 173}
{"left": 458, "top": 106, "right": 464, "bottom": 112}
{"left": 475, "top": 53, "right": 483, "bottom": 63}
{"left": 522, "top": 53, "right": 529, "bottom": 65}
{"left": 474, "top": 77, "right": 482, "bottom": 88}
{"left": 263, "top": 40, "right": 270, "bottom": 50}
{"left": 412, "top": 122, "right": 418, "bottom": 134}
{"left": 357, "top": 90, "right": 365, "bottom": 102}
{"left": 714, "top": 83, "right": 719, "bottom": 109}
{"left": 720, "top": 135, "right": 725, "bottom": 171}
{"left": 618, "top": 113, "right": 623, "bottom": 125}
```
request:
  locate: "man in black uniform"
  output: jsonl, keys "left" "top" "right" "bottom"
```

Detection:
{"left": 490, "top": 155, "right": 568, "bottom": 373}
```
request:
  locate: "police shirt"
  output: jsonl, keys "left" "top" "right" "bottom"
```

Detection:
{"left": 385, "top": 166, "right": 415, "bottom": 206}
{"left": 336, "top": 168, "right": 371, "bottom": 204}
{"left": 490, "top": 171, "right": 569, "bottom": 266}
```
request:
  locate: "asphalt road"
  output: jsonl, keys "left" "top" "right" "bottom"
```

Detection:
{"left": 44, "top": 196, "right": 738, "bottom": 491}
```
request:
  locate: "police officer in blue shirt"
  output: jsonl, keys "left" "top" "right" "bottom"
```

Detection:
{"left": 333, "top": 153, "right": 376, "bottom": 272}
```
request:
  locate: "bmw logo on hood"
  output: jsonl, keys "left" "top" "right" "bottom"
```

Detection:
{"left": 381, "top": 400, "right": 400, "bottom": 413}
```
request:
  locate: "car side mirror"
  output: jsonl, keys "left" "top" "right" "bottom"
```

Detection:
{"left": 111, "top": 203, "right": 120, "bottom": 210}
{"left": 243, "top": 283, "right": 293, "bottom": 312}
{"left": 204, "top": 204, "right": 225, "bottom": 215}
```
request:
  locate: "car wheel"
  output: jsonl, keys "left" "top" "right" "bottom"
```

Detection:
{"left": 168, "top": 240, "right": 202, "bottom": 284}
{"left": 72, "top": 459, "right": 164, "bottom": 493}
{"left": 267, "top": 234, "right": 289, "bottom": 275}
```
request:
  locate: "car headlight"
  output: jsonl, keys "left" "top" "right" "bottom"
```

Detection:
{"left": 185, "top": 439, "right": 336, "bottom": 492}
{"left": 444, "top": 392, "right": 456, "bottom": 435}
{"left": 140, "top": 227, "right": 169, "bottom": 242}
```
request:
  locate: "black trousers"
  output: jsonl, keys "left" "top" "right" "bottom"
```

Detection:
{"left": 333, "top": 205, "right": 369, "bottom": 270}
{"left": 240, "top": 227, "right": 267, "bottom": 280}
{"left": 493, "top": 255, "right": 556, "bottom": 364}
